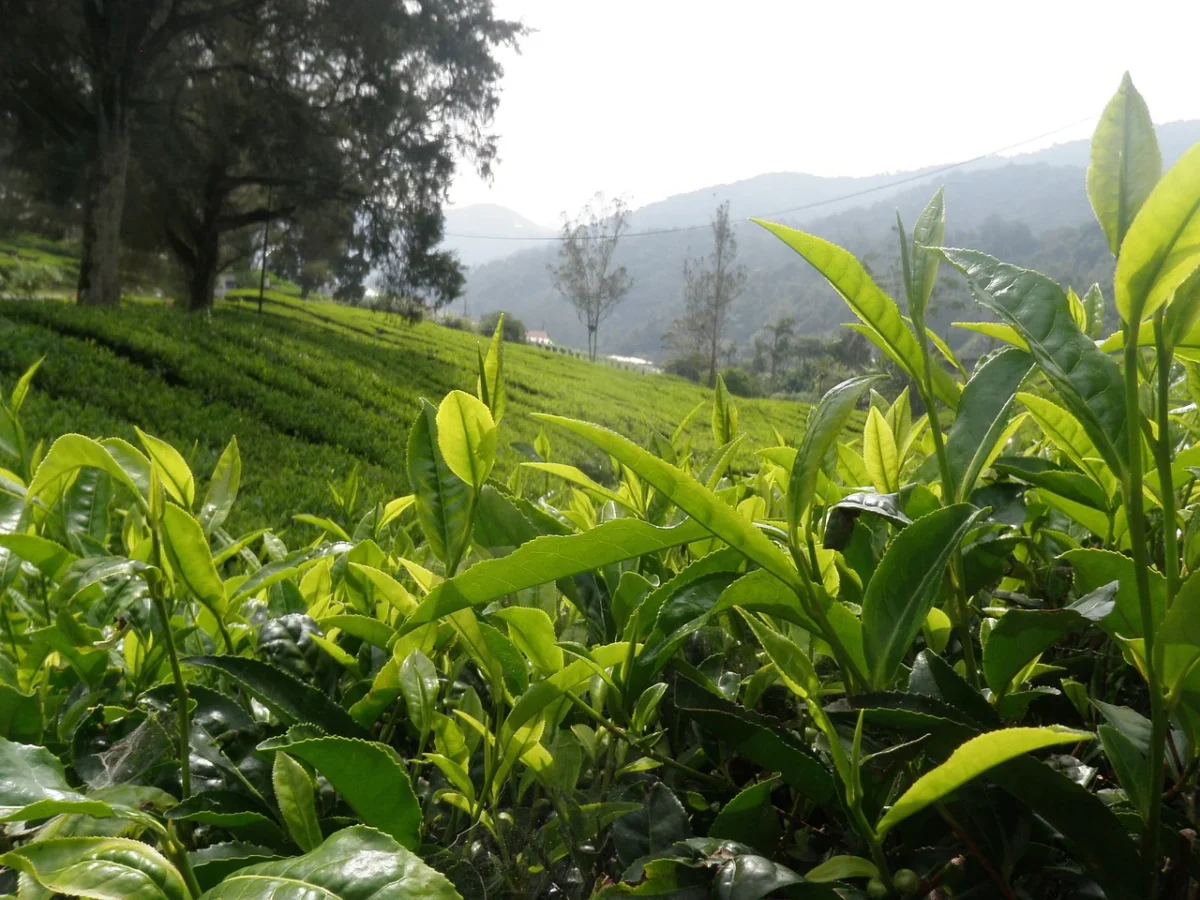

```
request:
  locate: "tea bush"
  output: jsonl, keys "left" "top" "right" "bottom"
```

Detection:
{"left": 2, "top": 75, "right": 1200, "bottom": 899}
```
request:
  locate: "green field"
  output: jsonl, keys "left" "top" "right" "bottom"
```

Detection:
{"left": 0, "top": 292, "right": 814, "bottom": 532}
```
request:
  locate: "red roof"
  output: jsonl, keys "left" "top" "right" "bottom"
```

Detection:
{"left": 527, "top": 331, "right": 550, "bottom": 340}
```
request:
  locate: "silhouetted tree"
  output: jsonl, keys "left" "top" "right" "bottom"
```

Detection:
{"left": 549, "top": 194, "right": 632, "bottom": 362}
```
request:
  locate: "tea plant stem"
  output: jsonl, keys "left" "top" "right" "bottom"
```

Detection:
{"left": 791, "top": 551, "right": 866, "bottom": 693}
{"left": 1, "top": 598, "right": 17, "bottom": 657}
{"left": 913, "top": 322, "right": 979, "bottom": 687}
{"left": 151, "top": 527, "right": 192, "bottom": 803}
{"left": 937, "top": 804, "right": 1015, "bottom": 900}
{"left": 1154, "top": 312, "right": 1180, "bottom": 599}
{"left": 1123, "top": 330, "right": 1168, "bottom": 891}
{"left": 1165, "top": 755, "right": 1199, "bottom": 803}
{"left": 165, "top": 823, "right": 203, "bottom": 899}
{"left": 565, "top": 692, "right": 728, "bottom": 789}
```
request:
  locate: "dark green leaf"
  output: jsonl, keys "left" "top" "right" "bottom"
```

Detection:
{"left": 1098, "top": 724, "right": 1150, "bottom": 819}
{"left": 612, "top": 783, "right": 691, "bottom": 867}
{"left": 708, "top": 778, "right": 781, "bottom": 855}
{"left": 944, "top": 348, "right": 1034, "bottom": 500}
{"left": 674, "top": 674, "right": 834, "bottom": 803}
{"left": 908, "top": 650, "right": 999, "bottom": 729}
{"left": 257, "top": 734, "right": 421, "bottom": 849}
{"left": 940, "top": 249, "right": 1126, "bottom": 474}
{"left": 788, "top": 376, "right": 880, "bottom": 538}
{"left": 862, "top": 504, "right": 983, "bottom": 688}
{"left": 187, "top": 656, "right": 366, "bottom": 738}
{"left": 982, "top": 583, "right": 1116, "bottom": 694}
{"left": 188, "top": 844, "right": 280, "bottom": 892}
{"left": 993, "top": 458, "right": 1111, "bottom": 510}
{"left": 166, "top": 790, "right": 278, "bottom": 830}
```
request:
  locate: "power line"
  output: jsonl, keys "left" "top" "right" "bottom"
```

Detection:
{"left": 443, "top": 113, "right": 1099, "bottom": 243}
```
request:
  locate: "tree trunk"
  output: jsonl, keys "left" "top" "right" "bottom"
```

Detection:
{"left": 77, "top": 108, "right": 130, "bottom": 307}
{"left": 186, "top": 229, "right": 221, "bottom": 312}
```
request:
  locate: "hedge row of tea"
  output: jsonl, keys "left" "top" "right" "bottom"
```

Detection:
{"left": 0, "top": 293, "right": 815, "bottom": 533}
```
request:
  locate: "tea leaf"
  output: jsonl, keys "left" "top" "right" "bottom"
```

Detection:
{"left": 272, "top": 751, "right": 322, "bottom": 852}
{"left": 862, "top": 505, "right": 984, "bottom": 689}
{"left": 1088, "top": 73, "right": 1161, "bottom": 256}
{"left": 197, "top": 826, "right": 458, "bottom": 899}
{"left": 941, "top": 249, "right": 1126, "bottom": 475}
{"left": 161, "top": 502, "right": 226, "bottom": 617}
{"left": 535, "top": 414, "right": 803, "bottom": 592}
{"left": 1098, "top": 724, "right": 1150, "bottom": 819}
{"left": 199, "top": 437, "right": 240, "bottom": 535}
{"left": 712, "top": 373, "right": 739, "bottom": 445}
{"left": 944, "top": 347, "right": 1033, "bottom": 500}
{"left": 863, "top": 407, "right": 899, "bottom": 494}
{"left": 753, "top": 220, "right": 960, "bottom": 410}
{"left": 436, "top": 389, "right": 497, "bottom": 489}
{"left": 257, "top": 736, "right": 421, "bottom": 849}
{"left": 788, "top": 375, "right": 879, "bottom": 538}
{"left": 404, "top": 517, "right": 710, "bottom": 629}
{"left": 136, "top": 427, "right": 196, "bottom": 509}
{"left": 0, "top": 837, "right": 188, "bottom": 900}
{"left": 407, "top": 399, "right": 473, "bottom": 568}
{"left": 187, "top": 656, "right": 367, "bottom": 738}
{"left": 1116, "top": 142, "right": 1200, "bottom": 324}
{"left": 876, "top": 725, "right": 1092, "bottom": 835}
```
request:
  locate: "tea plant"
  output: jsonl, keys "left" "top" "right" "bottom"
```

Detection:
{"left": 2, "top": 73, "right": 1200, "bottom": 899}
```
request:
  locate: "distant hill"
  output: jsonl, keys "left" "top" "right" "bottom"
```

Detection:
{"left": 442, "top": 204, "right": 553, "bottom": 268}
{"left": 462, "top": 121, "right": 1200, "bottom": 359}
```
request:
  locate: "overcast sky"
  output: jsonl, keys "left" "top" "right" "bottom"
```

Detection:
{"left": 447, "top": 0, "right": 1200, "bottom": 227}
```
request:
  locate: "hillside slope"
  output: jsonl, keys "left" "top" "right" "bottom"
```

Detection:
{"left": 0, "top": 295, "right": 816, "bottom": 533}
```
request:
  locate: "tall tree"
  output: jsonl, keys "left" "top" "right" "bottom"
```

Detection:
{"left": 116, "top": 0, "right": 519, "bottom": 311}
{"left": 761, "top": 316, "right": 796, "bottom": 387}
{"left": 548, "top": 193, "right": 633, "bottom": 362}
{"left": 664, "top": 201, "right": 746, "bottom": 387}
{"left": 0, "top": 0, "right": 270, "bottom": 306}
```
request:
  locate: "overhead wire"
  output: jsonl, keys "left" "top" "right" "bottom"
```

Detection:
{"left": 442, "top": 113, "right": 1100, "bottom": 243}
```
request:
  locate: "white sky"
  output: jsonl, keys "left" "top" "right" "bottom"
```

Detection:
{"left": 448, "top": 0, "right": 1200, "bottom": 227}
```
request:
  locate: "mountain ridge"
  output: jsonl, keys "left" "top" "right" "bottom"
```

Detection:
{"left": 455, "top": 120, "right": 1200, "bottom": 360}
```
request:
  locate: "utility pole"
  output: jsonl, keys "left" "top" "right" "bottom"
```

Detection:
{"left": 258, "top": 184, "right": 273, "bottom": 314}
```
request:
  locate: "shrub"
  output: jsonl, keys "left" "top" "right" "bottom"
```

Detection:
{"left": 662, "top": 353, "right": 708, "bottom": 382}
{"left": 718, "top": 366, "right": 761, "bottom": 397}
{"left": 478, "top": 309, "right": 526, "bottom": 342}
{"left": 438, "top": 314, "right": 475, "bottom": 332}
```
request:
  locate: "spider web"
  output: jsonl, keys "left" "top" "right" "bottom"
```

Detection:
{"left": 78, "top": 709, "right": 176, "bottom": 790}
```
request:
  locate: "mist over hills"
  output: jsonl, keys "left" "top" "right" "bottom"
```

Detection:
{"left": 442, "top": 204, "right": 554, "bottom": 268}
{"left": 452, "top": 120, "right": 1200, "bottom": 360}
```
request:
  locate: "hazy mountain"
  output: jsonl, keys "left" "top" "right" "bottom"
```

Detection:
{"left": 442, "top": 203, "right": 553, "bottom": 268}
{"left": 462, "top": 121, "right": 1200, "bottom": 360}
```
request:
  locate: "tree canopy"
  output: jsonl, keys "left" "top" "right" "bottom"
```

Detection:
{"left": 0, "top": 0, "right": 522, "bottom": 310}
